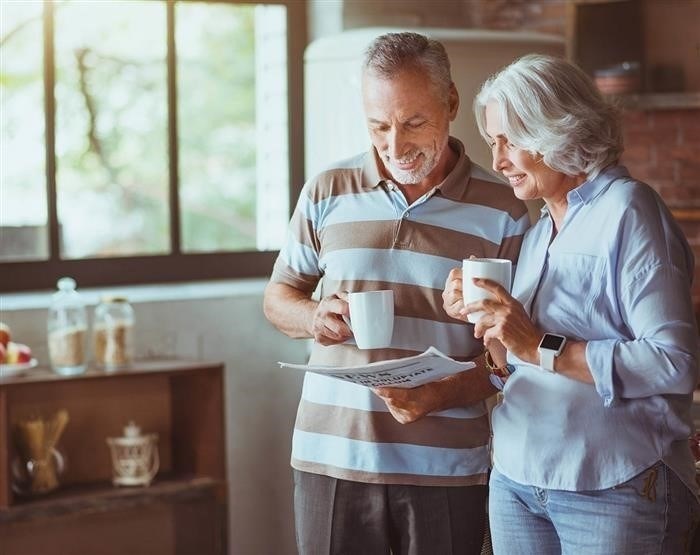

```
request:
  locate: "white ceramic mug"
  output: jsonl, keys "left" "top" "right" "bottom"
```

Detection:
{"left": 462, "top": 258, "right": 512, "bottom": 323}
{"left": 346, "top": 290, "right": 394, "bottom": 349}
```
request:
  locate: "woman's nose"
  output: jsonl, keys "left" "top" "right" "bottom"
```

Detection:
{"left": 492, "top": 145, "right": 509, "bottom": 173}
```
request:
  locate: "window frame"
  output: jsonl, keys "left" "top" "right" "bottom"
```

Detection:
{"left": 0, "top": 0, "right": 306, "bottom": 293}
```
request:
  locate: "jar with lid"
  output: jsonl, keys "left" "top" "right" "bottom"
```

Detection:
{"left": 48, "top": 277, "right": 87, "bottom": 375}
{"left": 93, "top": 296, "right": 134, "bottom": 370}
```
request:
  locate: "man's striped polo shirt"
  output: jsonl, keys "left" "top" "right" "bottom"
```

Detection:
{"left": 271, "top": 137, "right": 529, "bottom": 486}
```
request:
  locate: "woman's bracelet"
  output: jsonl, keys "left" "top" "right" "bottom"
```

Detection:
{"left": 484, "top": 350, "right": 516, "bottom": 380}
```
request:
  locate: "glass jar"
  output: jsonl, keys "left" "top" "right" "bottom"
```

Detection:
{"left": 48, "top": 277, "right": 87, "bottom": 375}
{"left": 12, "top": 447, "right": 66, "bottom": 496}
{"left": 93, "top": 296, "right": 134, "bottom": 370}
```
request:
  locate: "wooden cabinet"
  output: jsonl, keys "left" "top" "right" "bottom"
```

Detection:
{"left": 0, "top": 360, "right": 227, "bottom": 555}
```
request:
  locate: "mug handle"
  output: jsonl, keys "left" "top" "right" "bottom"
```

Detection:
{"left": 147, "top": 444, "right": 160, "bottom": 483}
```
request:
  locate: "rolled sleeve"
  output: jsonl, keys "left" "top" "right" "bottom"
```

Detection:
{"left": 586, "top": 339, "right": 620, "bottom": 407}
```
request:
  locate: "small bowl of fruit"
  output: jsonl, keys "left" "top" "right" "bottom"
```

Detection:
{"left": 0, "top": 322, "right": 36, "bottom": 378}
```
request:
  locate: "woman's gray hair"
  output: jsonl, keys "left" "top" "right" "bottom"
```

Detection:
{"left": 474, "top": 54, "right": 623, "bottom": 178}
{"left": 363, "top": 32, "right": 453, "bottom": 102}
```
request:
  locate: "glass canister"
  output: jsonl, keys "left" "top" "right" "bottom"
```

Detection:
{"left": 48, "top": 277, "right": 87, "bottom": 375}
{"left": 93, "top": 296, "right": 134, "bottom": 370}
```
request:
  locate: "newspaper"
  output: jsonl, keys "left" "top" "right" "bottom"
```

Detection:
{"left": 278, "top": 346, "right": 475, "bottom": 389}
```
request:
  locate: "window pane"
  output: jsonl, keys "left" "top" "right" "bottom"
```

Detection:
{"left": 0, "top": 1, "right": 47, "bottom": 261}
{"left": 176, "top": 3, "right": 289, "bottom": 253}
{"left": 54, "top": 0, "right": 168, "bottom": 259}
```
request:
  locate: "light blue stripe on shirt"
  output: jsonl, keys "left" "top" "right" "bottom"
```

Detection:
{"left": 302, "top": 189, "right": 399, "bottom": 227}
{"left": 321, "top": 248, "right": 457, "bottom": 288}
{"left": 280, "top": 233, "right": 320, "bottom": 277}
{"left": 413, "top": 196, "right": 528, "bottom": 240}
{"left": 292, "top": 429, "right": 491, "bottom": 476}
{"left": 301, "top": 373, "right": 487, "bottom": 419}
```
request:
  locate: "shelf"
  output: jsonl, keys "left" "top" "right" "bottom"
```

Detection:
{"left": 0, "top": 474, "right": 223, "bottom": 525}
{"left": 0, "top": 359, "right": 227, "bottom": 555}
{"left": 0, "top": 358, "right": 220, "bottom": 386}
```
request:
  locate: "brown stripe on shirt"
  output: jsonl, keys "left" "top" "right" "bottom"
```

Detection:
{"left": 391, "top": 220, "right": 506, "bottom": 261}
{"left": 270, "top": 259, "right": 319, "bottom": 293}
{"left": 318, "top": 220, "right": 397, "bottom": 256}
{"left": 497, "top": 234, "right": 525, "bottom": 263}
{"left": 317, "top": 219, "right": 511, "bottom": 262}
{"left": 462, "top": 178, "right": 529, "bottom": 221}
{"left": 305, "top": 167, "right": 367, "bottom": 203}
{"left": 320, "top": 279, "right": 465, "bottom": 324}
{"left": 296, "top": 400, "right": 491, "bottom": 449}
{"left": 289, "top": 210, "right": 320, "bottom": 252}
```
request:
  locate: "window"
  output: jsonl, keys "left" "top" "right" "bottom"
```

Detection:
{"left": 0, "top": 0, "right": 305, "bottom": 292}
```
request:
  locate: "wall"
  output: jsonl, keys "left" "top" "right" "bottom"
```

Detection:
{"left": 3, "top": 282, "right": 307, "bottom": 555}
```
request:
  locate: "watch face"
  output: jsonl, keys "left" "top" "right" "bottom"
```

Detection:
{"left": 540, "top": 333, "right": 565, "bottom": 351}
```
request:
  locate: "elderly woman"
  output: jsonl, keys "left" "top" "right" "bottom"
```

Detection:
{"left": 443, "top": 54, "right": 699, "bottom": 553}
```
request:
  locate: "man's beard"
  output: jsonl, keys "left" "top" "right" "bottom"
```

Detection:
{"left": 384, "top": 143, "right": 440, "bottom": 185}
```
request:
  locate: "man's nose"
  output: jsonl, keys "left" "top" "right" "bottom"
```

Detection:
{"left": 386, "top": 127, "right": 408, "bottom": 159}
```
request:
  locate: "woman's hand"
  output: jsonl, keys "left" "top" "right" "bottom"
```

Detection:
{"left": 442, "top": 267, "right": 466, "bottom": 321}
{"left": 465, "top": 278, "right": 541, "bottom": 365}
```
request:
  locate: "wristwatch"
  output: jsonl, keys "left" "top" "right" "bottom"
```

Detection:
{"left": 537, "top": 333, "right": 567, "bottom": 372}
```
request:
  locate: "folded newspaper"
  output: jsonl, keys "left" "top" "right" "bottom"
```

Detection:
{"left": 278, "top": 346, "right": 475, "bottom": 389}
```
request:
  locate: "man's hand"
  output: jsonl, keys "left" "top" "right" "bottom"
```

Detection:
{"left": 310, "top": 293, "right": 353, "bottom": 346}
{"left": 373, "top": 381, "right": 441, "bottom": 424}
{"left": 263, "top": 282, "right": 351, "bottom": 345}
{"left": 373, "top": 366, "right": 496, "bottom": 424}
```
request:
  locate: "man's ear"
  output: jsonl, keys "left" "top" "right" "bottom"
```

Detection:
{"left": 448, "top": 83, "right": 459, "bottom": 121}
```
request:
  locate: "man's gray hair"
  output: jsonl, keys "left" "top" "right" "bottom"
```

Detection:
{"left": 474, "top": 54, "right": 623, "bottom": 178}
{"left": 363, "top": 32, "right": 453, "bottom": 101}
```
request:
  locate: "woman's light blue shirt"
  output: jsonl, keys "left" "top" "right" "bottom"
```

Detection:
{"left": 493, "top": 165, "right": 699, "bottom": 493}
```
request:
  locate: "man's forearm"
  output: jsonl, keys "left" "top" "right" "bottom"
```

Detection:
{"left": 263, "top": 282, "right": 317, "bottom": 339}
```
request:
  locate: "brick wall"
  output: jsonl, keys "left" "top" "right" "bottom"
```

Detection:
{"left": 620, "top": 109, "right": 700, "bottom": 315}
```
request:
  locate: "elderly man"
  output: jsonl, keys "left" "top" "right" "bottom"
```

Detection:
{"left": 263, "top": 32, "right": 529, "bottom": 555}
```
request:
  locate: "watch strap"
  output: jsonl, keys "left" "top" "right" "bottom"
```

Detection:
{"left": 539, "top": 348, "right": 556, "bottom": 372}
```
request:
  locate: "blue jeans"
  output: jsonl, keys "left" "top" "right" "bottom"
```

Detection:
{"left": 489, "top": 463, "right": 699, "bottom": 554}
